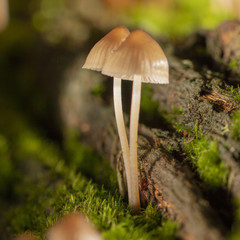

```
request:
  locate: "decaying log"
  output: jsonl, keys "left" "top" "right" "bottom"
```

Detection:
{"left": 60, "top": 21, "right": 240, "bottom": 240}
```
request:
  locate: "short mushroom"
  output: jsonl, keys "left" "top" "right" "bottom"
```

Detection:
{"left": 102, "top": 29, "right": 169, "bottom": 212}
{"left": 82, "top": 26, "right": 131, "bottom": 191}
{"left": 0, "top": 0, "right": 9, "bottom": 32}
{"left": 46, "top": 213, "right": 103, "bottom": 240}
{"left": 14, "top": 232, "right": 37, "bottom": 240}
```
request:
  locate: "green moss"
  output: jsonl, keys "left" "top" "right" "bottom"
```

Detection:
{"left": 64, "top": 131, "right": 118, "bottom": 191}
{"left": 104, "top": 204, "right": 176, "bottom": 240}
{"left": 231, "top": 110, "right": 240, "bottom": 141}
{"left": 231, "top": 198, "right": 240, "bottom": 240}
{"left": 227, "top": 87, "right": 240, "bottom": 141}
{"left": 185, "top": 132, "right": 229, "bottom": 188}
{"left": 91, "top": 83, "right": 106, "bottom": 98}
{"left": 173, "top": 123, "right": 185, "bottom": 134}
{"left": 228, "top": 60, "right": 239, "bottom": 71}
{"left": 166, "top": 144, "right": 173, "bottom": 154}
{"left": 181, "top": 123, "right": 229, "bottom": 188}
{"left": 0, "top": 97, "right": 176, "bottom": 240}
{"left": 127, "top": 0, "right": 234, "bottom": 38}
{"left": 2, "top": 131, "right": 176, "bottom": 240}
{"left": 227, "top": 86, "right": 240, "bottom": 141}
{"left": 229, "top": 86, "right": 240, "bottom": 103}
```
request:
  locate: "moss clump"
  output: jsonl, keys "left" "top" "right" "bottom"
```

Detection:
{"left": 229, "top": 86, "right": 240, "bottom": 103}
{"left": 228, "top": 86, "right": 240, "bottom": 141}
{"left": 104, "top": 204, "right": 176, "bottom": 240}
{"left": 228, "top": 60, "right": 239, "bottom": 71}
{"left": 91, "top": 83, "right": 107, "bottom": 98}
{"left": 185, "top": 131, "right": 229, "bottom": 188}
{"left": 0, "top": 97, "right": 177, "bottom": 240}
{"left": 64, "top": 131, "right": 117, "bottom": 191}
{"left": 231, "top": 110, "right": 240, "bottom": 141}
{"left": 2, "top": 131, "right": 176, "bottom": 240}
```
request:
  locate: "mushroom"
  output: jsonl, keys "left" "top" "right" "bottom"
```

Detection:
{"left": 46, "top": 213, "right": 103, "bottom": 240}
{"left": 82, "top": 26, "right": 131, "bottom": 195}
{"left": 13, "top": 232, "right": 37, "bottom": 240}
{"left": 0, "top": 0, "right": 9, "bottom": 32}
{"left": 102, "top": 29, "right": 169, "bottom": 212}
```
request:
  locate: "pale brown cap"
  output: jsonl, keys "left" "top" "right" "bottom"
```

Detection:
{"left": 102, "top": 29, "right": 169, "bottom": 84}
{"left": 13, "top": 232, "right": 37, "bottom": 240}
{"left": 0, "top": 0, "right": 9, "bottom": 32}
{"left": 46, "top": 213, "right": 103, "bottom": 240}
{"left": 82, "top": 26, "right": 130, "bottom": 71}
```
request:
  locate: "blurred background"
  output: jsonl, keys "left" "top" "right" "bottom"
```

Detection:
{"left": 0, "top": 0, "right": 240, "bottom": 235}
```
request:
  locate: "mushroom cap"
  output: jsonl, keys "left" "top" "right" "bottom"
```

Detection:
{"left": 13, "top": 232, "right": 37, "bottom": 240}
{"left": 0, "top": 0, "right": 9, "bottom": 32}
{"left": 82, "top": 26, "right": 130, "bottom": 71}
{"left": 102, "top": 29, "right": 169, "bottom": 84}
{"left": 46, "top": 213, "right": 103, "bottom": 240}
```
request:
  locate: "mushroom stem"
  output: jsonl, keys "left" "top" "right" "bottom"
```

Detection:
{"left": 129, "top": 75, "right": 141, "bottom": 212}
{"left": 113, "top": 77, "right": 130, "bottom": 186}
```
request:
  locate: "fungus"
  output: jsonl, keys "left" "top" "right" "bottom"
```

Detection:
{"left": 14, "top": 232, "right": 37, "bottom": 240}
{"left": 102, "top": 29, "right": 169, "bottom": 212}
{"left": 46, "top": 213, "right": 103, "bottom": 240}
{"left": 0, "top": 0, "right": 9, "bottom": 32}
{"left": 82, "top": 26, "right": 131, "bottom": 195}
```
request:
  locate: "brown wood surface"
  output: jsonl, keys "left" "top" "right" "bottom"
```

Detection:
{"left": 60, "top": 21, "right": 240, "bottom": 240}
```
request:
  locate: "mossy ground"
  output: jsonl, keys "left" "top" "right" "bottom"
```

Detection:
{"left": 0, "top": 96, "right": 176, "bottom": 240}
{"left": 229, "top": 86, "right": 240, "bottom": 141}
{"left": 184, "top": 131, "right": 229, "bottom": 188}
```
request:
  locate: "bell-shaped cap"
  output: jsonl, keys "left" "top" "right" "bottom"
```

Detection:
{"left": 102, "top": 29, "right": 169, "bottom": 84}
{"left": 82, "top": 26, "right": 130, "bottom": 71}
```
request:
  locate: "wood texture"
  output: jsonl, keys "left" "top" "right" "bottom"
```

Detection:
{"left": 60, "top": 21, "right": 240, "bottom": 240}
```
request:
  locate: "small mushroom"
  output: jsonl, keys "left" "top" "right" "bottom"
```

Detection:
{"left": 13, "top": 232, "right": 37, "bottom": 240}
{"left": 102, "top": 29, "right": 169, "bottom": 212}
{"left": 0, "top": 0, "right": 9, "bottom": 32}
{"left": 46, "top": 213, "right": 103, "bottom": 240}
{"left": 82, "top": 26, "right": 131, "bottom": 192}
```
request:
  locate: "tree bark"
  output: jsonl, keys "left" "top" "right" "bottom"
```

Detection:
{"left": 60, "top": 21, "right": 240, "bottom": 240}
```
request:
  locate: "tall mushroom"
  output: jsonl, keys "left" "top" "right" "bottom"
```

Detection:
{"left": 82, "top": 26, "right": 131, "bottom": 192}
{"left": 102, "top": 29, "right": 169, "bottom": 212}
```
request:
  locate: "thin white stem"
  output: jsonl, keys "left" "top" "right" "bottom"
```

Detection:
{"left": 129, "top": 76, "right": 141, "bottom": 212}
{"left": 113, "top": 77, "right": 130, "bottom": 189}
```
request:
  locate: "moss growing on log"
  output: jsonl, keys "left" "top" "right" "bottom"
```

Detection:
{"left": 141, "top": 84, "right": 230, "bottom": 189}
{"left": 4, "top": 131, "right": 177, "bottom": 240}
{"left": 231, "top": 110, "right": 240, "bottom": 141}
{"left": 0, "top": 98, "right": 177, "bottom": 240}
{"left": 64, "top": 131, "right": 118, "bottom": 191}
{"left": 185, "top": 128, "right": 229, "bottom": 188}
